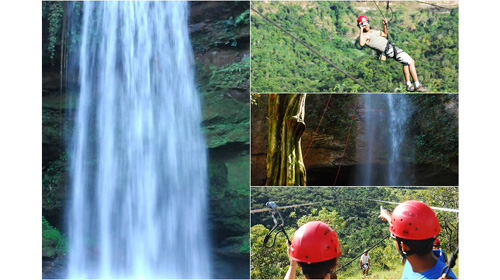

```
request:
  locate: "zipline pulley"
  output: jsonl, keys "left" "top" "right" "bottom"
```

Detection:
{"left": 263, "top": 201, "right": 291, "bottom": 248}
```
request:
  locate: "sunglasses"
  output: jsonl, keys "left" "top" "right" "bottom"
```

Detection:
{"left": 359, "top": 21, "right": 369, "bottom": 27}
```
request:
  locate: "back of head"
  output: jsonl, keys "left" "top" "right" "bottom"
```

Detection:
{"left": 389, "top": 201, "right": 441, "bottom": 257}
{"left": 299, "top": 258, "right": 337, "bottom": 279}
{"left": 389, "top": 200, "right": 441, "bottom": 240}
{"left": 290, "top": 221, "right": 341, "bottom": 279}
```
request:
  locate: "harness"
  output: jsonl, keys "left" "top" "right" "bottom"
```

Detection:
{"left": 384, "top": 38, "right": 399, "bottom": 59}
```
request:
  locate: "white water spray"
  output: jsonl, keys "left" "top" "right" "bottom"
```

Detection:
{"left": 356, "top": 94, "right": 413, "bottom": 185}
{"left": 67, "top": 2, "right": 210, "bottom": 278}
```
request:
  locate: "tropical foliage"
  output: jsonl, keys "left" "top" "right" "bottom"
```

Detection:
{"left": 250, "top": 187, "right": 459, "bottom": 279}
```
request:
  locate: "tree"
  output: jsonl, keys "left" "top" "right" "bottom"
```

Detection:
{"left": 266, "top": 94, "right": 307, "bottom": 186}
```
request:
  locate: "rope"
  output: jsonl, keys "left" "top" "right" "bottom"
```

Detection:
{"left": 250, "top": 7, "right": 373, "bottom": 92}
{"left": 331, "top": 234, "right": 391, "bottom": 275}
{"left": 333, "top": 93, "right": 359, "bottom": 186}
{"left": 303, "top": 94, "right": 333, "bottom": 159}
{"left": 372, "top": 0, "right": 393, "bottom": 41}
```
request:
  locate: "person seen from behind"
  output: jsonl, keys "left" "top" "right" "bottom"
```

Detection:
{"left": 379, "top": 200, "right": 456, "bottom": 279}
{"left": 285, "top": 221, "right": 341, "bottom": 279}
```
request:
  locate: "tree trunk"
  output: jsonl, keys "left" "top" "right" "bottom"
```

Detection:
{"left": 265, "top": 94, "right": 307, "bottom": 186}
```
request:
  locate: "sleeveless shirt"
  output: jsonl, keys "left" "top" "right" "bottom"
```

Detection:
{"left": 365, "top": 30, "right": 388, "bottom": 53}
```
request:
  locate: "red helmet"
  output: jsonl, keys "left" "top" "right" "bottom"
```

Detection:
{"left": 290, "top": 221, "right": 341, "bottom": 263}
{"left": 434, "top": 238, "right": 440, "bottom": 245}
{"left": 389, "top": 201, "right": 441, "bottom": 240}
{"left": 357, "top": 15, "right": 369, "bottom": 25}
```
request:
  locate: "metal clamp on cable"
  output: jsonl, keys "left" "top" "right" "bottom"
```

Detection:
{"left": 263, "top": 201, "right": 291, "bottom": 248}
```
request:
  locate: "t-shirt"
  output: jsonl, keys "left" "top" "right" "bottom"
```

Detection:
{"left": 401, "top": 249, "right": 456, "bottom": 279}
{"left": 360, "top": 254, "right": 370, "bottom": 264}
{"left": 436, "top": 248, "right": 448, "bottom": 263}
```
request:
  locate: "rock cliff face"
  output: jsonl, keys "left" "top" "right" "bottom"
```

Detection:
{"left": 42, "top": 1, "right": 250, "bottom": 270}
{"left": 189, "top": 1, "right": 250, "bottom": 258}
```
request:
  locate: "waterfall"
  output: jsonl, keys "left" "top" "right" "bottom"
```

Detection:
{"left": 356, "top": 94, "right": 413, "bottom": 185}
{"left": 67, "top": 2, "right": 211, "bottom": 278}
{"left": 386, "top": 94, "right": 412, "bottom": 185}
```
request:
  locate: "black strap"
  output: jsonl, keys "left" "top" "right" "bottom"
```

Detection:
{"left": 440, "top": 246, "right": 459, "bottom": 278}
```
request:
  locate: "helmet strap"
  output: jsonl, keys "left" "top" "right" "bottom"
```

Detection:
{"left": 396, "top": 238, "right": 414, "bottom": 258}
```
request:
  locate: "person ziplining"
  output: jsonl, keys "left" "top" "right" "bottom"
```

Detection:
{"left": 357, "top": 15, "right": 428, "bottom": 92}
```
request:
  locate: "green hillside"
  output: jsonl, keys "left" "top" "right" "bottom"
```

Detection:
{"left": 251, "top": 1, "right": 458, "bottom": 93}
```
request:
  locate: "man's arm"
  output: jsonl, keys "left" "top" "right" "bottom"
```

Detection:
{"left": 379, "top": 205, "right": 392, "bottom": 227}
{"left": 380, "top": 18, "right": 388, "bottom": 37}
{"left": 284, "top": 241, "right": 297, "bottom": 279}
{"left": 284, "top": 261, "right": 297, "bottom": 280}
{"left": 359, "top": 27, "right": 369, "bottom": 46}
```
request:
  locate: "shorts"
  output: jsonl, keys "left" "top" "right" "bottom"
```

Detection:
{"left": 362, "top": 263, "right": 369, "bottom": 269}
{"left": 385, "top": 43, "right": 413, "bottom": 66}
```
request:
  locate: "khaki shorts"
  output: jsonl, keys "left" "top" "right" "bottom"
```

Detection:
{"left": 385, "top": 44, "right": 413, "bottom": 66}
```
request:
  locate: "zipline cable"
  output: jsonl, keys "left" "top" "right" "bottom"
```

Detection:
{"left": 364, "top": 198, "right": 460, "bottom": 213}
{"left": 251, "top": 198, "right": 459, "bottom": 214}
{"left": 251, "top": 199, "right": 341, "bottom": 214}
{"left": 331, "top": 234, "right": 391, "bottom": 275}
{"left": 250, "top": 7, "right": 373, "bottom": 92}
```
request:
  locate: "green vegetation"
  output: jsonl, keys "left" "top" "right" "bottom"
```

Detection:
{"left": 42, "top": 216, "right": 67, "bottom": 257}
{"left": 42, "top": 151, "right": 67, "bottom": 212}
{"left": 251, "top": 187, "right": 458, "bottom": 279}
{"left": 407, "top": 94, "right": 458, "bottom": 168}
{"left": 206, "top": 57, "right": 250, "bottom": 94}
{"left": 42, "top": 2, "right": 65, "bottom": 65}
{"left": 251, "top": 1, "right": 458, "bottom": 92}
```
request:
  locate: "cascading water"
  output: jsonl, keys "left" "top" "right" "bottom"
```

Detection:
{"left": 355, "top": 94, "right": 413, "bottom": 185}
{"left": 67, "top": 2, "right": 210, "bottom": 278}
{"left": 385, "top": 94, "right": 412, "bottom": 185}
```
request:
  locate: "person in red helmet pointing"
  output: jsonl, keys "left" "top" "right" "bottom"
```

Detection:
{"left": 285, "top": 221, "right": 341, "bottom": 279}
{"left": 357, "top": 15, "right": 428, "bottom": 92}
{"left": 378, "top": 201, "right": 456, "bottom": 279}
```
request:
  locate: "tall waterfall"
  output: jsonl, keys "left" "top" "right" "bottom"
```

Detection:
{"left": 67, "top": 2, "right": 210, "bottom": 278}
{"left": 356, "top": 94, "right": 413, "bottom": 185}
{"left": 386, "top": 94, "right": 412, "bottom": 185}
